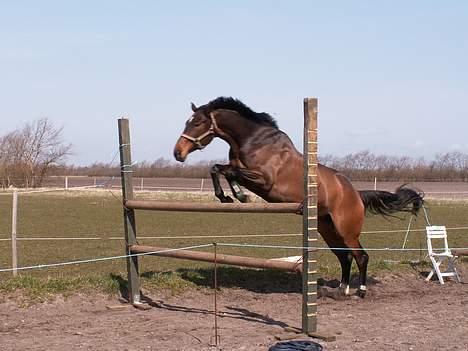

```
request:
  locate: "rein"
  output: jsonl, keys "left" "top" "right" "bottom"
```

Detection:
{"left": 180, "top": 113, "right": 219, "bottom": 150}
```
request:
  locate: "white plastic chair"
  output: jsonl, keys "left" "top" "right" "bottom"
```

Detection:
{"left": 425, "top": 226, "right": 460, "bottom": 284}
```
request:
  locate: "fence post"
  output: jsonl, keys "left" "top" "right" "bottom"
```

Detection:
{"left": 65, "top": 176, "right": 69, "bottom": 190}
{"left": 11, "top": 190, "right": 18, "bottom": 277}
{"left": 200, "top": 178, "right": 205, "bottom": 192}
{"left": 118, "top": 118, "right": 141, "bottom": 304}
{"left": 140, "top": 178, "right": 144, "bottom": 191}
{"left": 302, "top": 98, "right": 318, "bottom": 335}
{"left": 374, "top": 176, "right": 377, "bottom": 190}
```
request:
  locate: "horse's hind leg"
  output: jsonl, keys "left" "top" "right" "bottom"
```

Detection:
{"left": 329, "top": 204, "right": 368, "bottom": 297}
{"left": 335, "top": 250, "right": 353, "bottom": 295}
{"left": 319, "top": 215, "right": 352, "bottom": 295}
{"left": 342, "top": 238, "right": 369, "bottom": 298}
{"left": 351, "top": 243, "right": 369, "bottom": 298}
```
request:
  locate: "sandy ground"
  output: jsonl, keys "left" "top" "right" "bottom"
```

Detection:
{"left": 1, "top": 269, "right": 467, "bottom": 351}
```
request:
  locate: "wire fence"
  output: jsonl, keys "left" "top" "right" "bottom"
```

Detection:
{"left": 1, "top": 226, "right": 468, "bottom": 242}
{"left": 1, "top": 182, "right": 468, "bottom": 277}
{"left": 1, "top": 241, "right": 467, "bottom": 275}
{"left": 0, "top": 244, "right": 213, "bottom": 273}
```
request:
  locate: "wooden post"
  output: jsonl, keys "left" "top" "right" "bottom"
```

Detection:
{"left": 118, "top": 118, "right": 141, "bottom": 304}
{"left": 11, "top": 190, "right": 18, "bottom": 277}
{"left": 302, "top": 98, "right": 318, "bottom": 334}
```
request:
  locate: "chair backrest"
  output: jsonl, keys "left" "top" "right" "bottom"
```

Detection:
{"left": 426, "top": 226, "right": 450, "bottom": 254}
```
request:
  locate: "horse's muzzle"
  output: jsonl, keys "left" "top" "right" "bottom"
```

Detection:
{"left": 173, "top": 137, "right": 193, "bottom": 162}
{"left": 174, "top": 148, "right": 186, "bottom": 162}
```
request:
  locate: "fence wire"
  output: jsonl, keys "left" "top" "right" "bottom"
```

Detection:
{"left": 1, "top": 241, "right": 467, "bottom": 274}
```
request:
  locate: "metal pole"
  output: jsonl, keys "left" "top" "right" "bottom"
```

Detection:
{"left": 11, "top": 190, "right": 18, "bottom": 277}
{"left": 302, "top": 98, "right": 318, "bottom": 334}
{"left": 213, "top": 243, "right": 219, "bottom": 347}
{"left": 118, "top": 118, "right": 141, "bottom": 304}
{"left": 374, "top": 176, "right": 377, "bottom": 190}
{"left": 65, "top": 176, "right": 68, "bottom": 190}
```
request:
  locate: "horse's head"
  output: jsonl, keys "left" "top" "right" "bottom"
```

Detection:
{"left": 173, "top": 102, "right": 216, "bottom": 162}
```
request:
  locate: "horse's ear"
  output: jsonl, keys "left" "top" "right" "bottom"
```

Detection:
{"left": 191, "top": 102, "right": 198, "bottom": 112}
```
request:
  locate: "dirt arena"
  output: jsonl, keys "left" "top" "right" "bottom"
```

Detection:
{"left": 1, "top": 269, "right": 467, "bottom": 351}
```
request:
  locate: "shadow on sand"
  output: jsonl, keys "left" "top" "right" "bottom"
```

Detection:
{"left": 110, "top": 266, "right": 381, "bottom": 301}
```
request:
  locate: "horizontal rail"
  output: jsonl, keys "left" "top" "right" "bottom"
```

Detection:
{"left": 453, "top": 249, "right": 468, "bottom": 256}
{"left": 125, "top": 200, "right": 302, "bottom": 213}
{"left": 129, "top": 244, "right": 303, "bottom": 272}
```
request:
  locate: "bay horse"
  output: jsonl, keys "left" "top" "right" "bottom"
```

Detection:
{"left": 173, "top": 97, "right": 424, "bottom": 298}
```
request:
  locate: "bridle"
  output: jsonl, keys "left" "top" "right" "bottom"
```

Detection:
{"left": 180, "top": 112, "right": 219, "bottom": 150}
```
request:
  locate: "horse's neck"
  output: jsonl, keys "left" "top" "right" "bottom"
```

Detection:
{"left": 215, "top": 112, "right": 257, "bottom": 159}
{"left": 216, "top": 112, "right": 254, "bottom": 142}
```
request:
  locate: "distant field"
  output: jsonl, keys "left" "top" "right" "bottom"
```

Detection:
{"left": 0, "top": 191, "right": 467, "bottom": 282}
{"left": 34, "top": 176, "right": 468, "bottom": 200}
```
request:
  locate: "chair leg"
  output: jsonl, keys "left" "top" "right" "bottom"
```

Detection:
{"left": 429, "top": 256, "right": 445, "bottom": 284}
{"left": 448, "top": 258, "right": 462, "bottom": 283}
{"left": 435, "top": 261, "right": 445, "bottom": 285}
{"left": 426, "top": 269, "right": 434, "bottom": 282}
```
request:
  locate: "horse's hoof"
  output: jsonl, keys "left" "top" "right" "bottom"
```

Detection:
{"left": 338, "top": 285, "right": 350, "bottom": 297}
{"left": 236, "top": 194, "right": 248, "bottom": 203}
{"left": 221, "top": 196, "right": 234, "bottom": 203}
{"left": 355, "top": 289, "right": 366, "bottom": 298}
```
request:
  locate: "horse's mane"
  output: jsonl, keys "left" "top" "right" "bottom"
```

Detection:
{"left": 201, "top": 97, "right": 279, "bottom": 129}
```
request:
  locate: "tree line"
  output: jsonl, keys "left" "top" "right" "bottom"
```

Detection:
{"left": 319, "top": 150, "right": 468, "bottom": 181}
{"left": 57, "top": 150, "right": 468, "bottom": 182}
{"left": 2, "top": 119, "right": 468, "bottom": 188}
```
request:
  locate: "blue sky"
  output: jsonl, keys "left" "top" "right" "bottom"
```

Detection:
{"left": 1, "top": 1, "right": 467, "bottom": 165}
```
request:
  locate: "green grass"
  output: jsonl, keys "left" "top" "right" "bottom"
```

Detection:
{"left": 0, "top": 191, "right": 467, "bottom": 298}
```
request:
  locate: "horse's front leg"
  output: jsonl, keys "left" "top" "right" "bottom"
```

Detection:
{"left": 210, "top": 164, "right": 249, "bottom": 203}
{"left": 223, "top": 168, "right": 249, "bottom": 203}
{"left": 210, "top": 164, "right": 234, "bottom": 203}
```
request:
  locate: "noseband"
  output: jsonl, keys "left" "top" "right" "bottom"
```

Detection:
{"left": 180, "top": 113, "right": 219, "bottom": 150}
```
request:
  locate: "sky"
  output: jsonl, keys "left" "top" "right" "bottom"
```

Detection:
{"left": 1, "top": 1, "right": 467, "bottom": 165}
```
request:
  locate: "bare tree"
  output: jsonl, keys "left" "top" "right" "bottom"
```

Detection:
{"left": 0, "top": 118, "right": 72, "bottom": 188}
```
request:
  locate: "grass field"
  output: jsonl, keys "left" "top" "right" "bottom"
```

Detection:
{"left": 1, "top": 190, "right": 467, "bottom": 297}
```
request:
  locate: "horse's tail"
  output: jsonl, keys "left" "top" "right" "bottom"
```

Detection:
{"left": 359, "top": 185, "right": 424, "bottom": 217}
